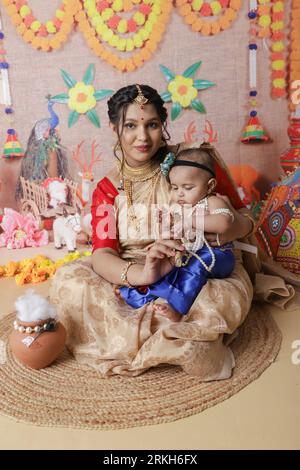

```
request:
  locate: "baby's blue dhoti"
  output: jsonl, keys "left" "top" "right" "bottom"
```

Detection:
{"left": 119, "top": 245, "right": 235, "bottom": 315}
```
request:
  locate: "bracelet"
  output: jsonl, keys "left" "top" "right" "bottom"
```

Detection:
{"left": 243, "top": 213, "right": 256, "bottom": 237}
{"left": 120, "top": 261, "right": 137, "bottom": 288}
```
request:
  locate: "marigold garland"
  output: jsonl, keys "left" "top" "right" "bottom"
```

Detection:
{"left": 77, "top": 0, "right": 173, "bottom": 72}
{"left": 289, "top": 0, "right": 300, "bottom": 113}
{"left": 175, "top": 0, "right": 242, "bottom": 36}
{"left": 0, "top": 251, "right": 91, "bottom": 286}
{"left": 270, "top": 0, "right": 287, "bottom": 99}
{"left": 2, "top": 0, "right": 81, "bottom": 51}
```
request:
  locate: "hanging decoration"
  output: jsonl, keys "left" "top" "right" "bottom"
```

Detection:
{"left": 2, "top": 128, "right": 24, "bottom": 158}
{"left": 0, "top": 9, "right": 24, "bottom": 159}
{"left": 159, "top": 60, "right": 215, "bottom": 121}
{"left": 175, "top": 0, "right": 242, "bottom": 36}
{"left": 270, "top": 0, "right": 287, "bottom": 99}
{"left": 2, "top": 0, "right": 81, "bottom": 52}
{"left": 280, "top": 110, "right": 300, "bottom": 172}
{"left": 289, "top": 0, "right": 300, "bottom": 115}
{"left": 2, "top": 1, "right": 245, "bottom": 71}
{"left": 76, "top": 0, "right": 173, "bottom": 72}
{"left": 50, "top": 64, "right": 113, "bottom": 128}
{"left": 241, "top": 1, "right": 270, "bottom": 143}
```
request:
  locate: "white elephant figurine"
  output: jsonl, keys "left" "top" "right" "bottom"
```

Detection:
{"left": 53, "top": 213, "right": 81, "bottom": 252}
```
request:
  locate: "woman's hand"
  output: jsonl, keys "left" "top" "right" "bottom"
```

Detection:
{"left": 205, "top": 194, "right": 253, "bottom": 247}
{"left": 141, "top": 239, "right": 184, "bottom": 285}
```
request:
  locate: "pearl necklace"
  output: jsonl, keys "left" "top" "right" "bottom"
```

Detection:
{"left": 13, "top": 319, "right": 56, "bottom": 334}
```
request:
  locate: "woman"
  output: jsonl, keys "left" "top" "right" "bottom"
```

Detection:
{"left": 50, "top": 84, "right": 256, "bottom": 380}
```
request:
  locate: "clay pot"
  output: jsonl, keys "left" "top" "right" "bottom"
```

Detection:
{"left": 9, "top": 317, "right": 66, "bottom": 369}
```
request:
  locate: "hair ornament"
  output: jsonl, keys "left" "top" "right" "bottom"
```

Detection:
{"left": 134, "top": 84, "right": 148, "bottom": 108}
{"left": 160, "top": 152, "right": 176, "bottom": 177}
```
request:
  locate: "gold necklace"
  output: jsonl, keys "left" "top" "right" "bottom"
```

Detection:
{"left": 117, "top": 159, "right": 161, "bottom": 233}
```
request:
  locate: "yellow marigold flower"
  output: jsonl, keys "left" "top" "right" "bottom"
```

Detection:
{"left": 272, "top": 41, "right": 284, "bottom": 52}
{"left": 273, "top": 78, "right": 286, "bottom": 88}
{"left": 103, "top": 28, "right": 114, "bottom": 41}
{"left": 168, "top": 75, "right": 198, "bottom": 108}
{"left": 273, "top": 2, "right": 284, "bottom": 12}
{"left": 101, "top": 8, "right": 114, "bottom": 21}
{"left": 68, "top": 82, "right": 96, "bottom": 114}
{"left": 46, "top": 21, "right": 57, "bottom": 33}
{"left": 133, "top": 34, "right": 143, "bottom": 48}
{"left": 259, "top": 15, "right": 271, "bottom": 27}
{"left": 272, "top": 59, "right": 285, "bottom": 70}
{"left": 112, "top": 0, "right": 123, "bottom": 12}
{"left": 20, "top": 5, "right": 30, "bottom": 18}
{"left": 117, "top": 19, "right": 128, "bottom": 34}
{"left": 192, "top": 0, "right": 204, "bottom": 11}
{"left": 126, "top": 38, "right": 134, "bottom": 51}
{"left": 31, "top": 20, "right": 41, "bottom": 32}
{"left": 133, "top": 12, "right": 146, "bottom": 26}
{"left": 116, "top": 38, "right": 126, "bottom": 51}
{"left": 109, "top": 34, "right": 119, "bottom": 47}
{"left": 211, "top": 1, "right": 222, "bottom": 15}
{"left": 56, "top": 9, "right": 65, "bottom": 20}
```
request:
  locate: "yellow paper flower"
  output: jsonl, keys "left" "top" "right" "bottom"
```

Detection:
{"left": 68, "top": 81, "right": 96, "bottom": 114}
{"left": 168, "top": 75, "right": 198, "bottom": 108}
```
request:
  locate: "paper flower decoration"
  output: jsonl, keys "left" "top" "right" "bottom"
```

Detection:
{"left": 159, "top": 61, "right": 215, "bottom": 120}
{"left": 0, "top": 208, "right": 48, "bottom": 250}
{"left": 50, "top": 64, "right": 113, "bottom": 127}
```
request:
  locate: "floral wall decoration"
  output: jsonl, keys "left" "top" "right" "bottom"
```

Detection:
{"left": 50, "top": 64, "right": 113, "bottom": 128}
{"left": 289, "top": 0, "right": 300, "bottom": 114}
{"left": 2, "top": 0, "right": 244, "bottom": 72}
{"left": 160, "top": 60, "right": 215, "bottom": 120}
{"left": 175, "top": 0, "right": 242, "bottom": 36}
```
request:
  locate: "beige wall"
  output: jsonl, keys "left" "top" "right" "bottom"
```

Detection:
{"left": 0, "top": 1, "right": 291, "bottom": 211}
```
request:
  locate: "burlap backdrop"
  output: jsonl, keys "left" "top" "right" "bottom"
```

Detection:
{"left": 0, "top": 1, "right": 290, "bottom": 211}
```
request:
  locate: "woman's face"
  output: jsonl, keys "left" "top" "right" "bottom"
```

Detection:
{"left": 113, "top": 102, "right": 163, "bottom": 167}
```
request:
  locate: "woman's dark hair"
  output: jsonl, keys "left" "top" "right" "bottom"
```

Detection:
{"left": 107, "top": 84, "right": 170, "bottom": 161}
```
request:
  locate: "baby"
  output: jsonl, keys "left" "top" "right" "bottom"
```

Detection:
{"left": 119, "top": 145, "right": 236, "bottom": 322}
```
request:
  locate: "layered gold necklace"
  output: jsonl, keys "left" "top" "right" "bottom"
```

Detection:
{"left": 117, "top": 159, "right": 161, "bottom": 233}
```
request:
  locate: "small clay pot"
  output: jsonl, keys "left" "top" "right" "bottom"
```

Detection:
{"left": 9, "top": 317, "right": 66, "bottom": 369}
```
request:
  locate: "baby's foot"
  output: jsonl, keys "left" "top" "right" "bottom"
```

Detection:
{"left": 153, "top": 303, "right": 182, "bottom": 322}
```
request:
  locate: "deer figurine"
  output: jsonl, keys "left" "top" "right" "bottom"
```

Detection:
{"left": 71, "top": 140, "right": 102, "bottom": 205}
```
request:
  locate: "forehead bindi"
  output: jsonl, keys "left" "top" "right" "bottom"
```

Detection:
{"left": 125, "top": 103, "right": 160, "bottom": 123}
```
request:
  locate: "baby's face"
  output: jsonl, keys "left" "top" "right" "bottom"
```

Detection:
{"left": 169, "top": 165, "right": 209, "bottom": 206}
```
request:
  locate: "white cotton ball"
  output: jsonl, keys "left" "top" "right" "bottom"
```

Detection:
{"left": 15, "top": 289, "right": 57, "bottom": 322}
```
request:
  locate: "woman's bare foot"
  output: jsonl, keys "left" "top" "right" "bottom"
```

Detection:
{"left": 153, "top": 303, "right": 182, "bottom": 322}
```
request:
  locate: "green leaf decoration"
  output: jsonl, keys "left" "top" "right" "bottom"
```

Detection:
{"left": 159, "top": 64, "right": 175, "bottom": 83}
{"left": 191, "top": 99, "right": 206, "bottom": 114}
{"left": 160, "top": 91, "right": 172, "bottom": 102}
{"left": 183, "top": 61, "right": 202, "bottom": 78}
{"left": 94, "top": 89, "right": 114, "bottom": 101}
{"left": 60, "top": 69, "right": 77, "bottom": 89}
{"left": 171, "top": 102, "right": 182, "bottom": 121}
{"left": 83, "top": 64, "right": 95, "bottom": 85}
{"left": 50, "top": 93, "right": 69, "bottom": 104}
{"left": 68, "top": 110, "right": 80, "bottom": 128}
{"left": 86, "top": 109, "right": 101, "bottom": 128}
{"left": 193, "top": 79, "right": 215, "bottom": 90}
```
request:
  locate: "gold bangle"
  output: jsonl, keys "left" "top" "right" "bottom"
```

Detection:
{"left": 120, "top": 261, "right": 137, "bottom": 287}
{"left": 243, "top": 213, "right": 256, "bottom": 237}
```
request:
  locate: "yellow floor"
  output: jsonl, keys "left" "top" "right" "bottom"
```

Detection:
{"left": 0, "top": 245, "right": 300, "bottom": 450}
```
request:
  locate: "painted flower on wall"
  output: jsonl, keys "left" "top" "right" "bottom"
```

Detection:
{"left": 160, "top": 61, "right": 215, "bottom": 121}
{"left": 50, "top": 64, "right": 113, "bottom": 128}
{"left": 68, "top": 82, "right": 97, "bottom": 114}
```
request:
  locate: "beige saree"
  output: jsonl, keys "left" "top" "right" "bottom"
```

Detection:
{"left": 49, "top": 167, "right": 295, "bottom": 380}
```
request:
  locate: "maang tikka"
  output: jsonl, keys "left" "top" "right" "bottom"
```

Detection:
{"left": 134, "top": 84, "right": 148, "bottom": 109}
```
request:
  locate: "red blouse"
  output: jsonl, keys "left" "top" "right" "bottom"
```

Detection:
{"left": 91, "top": 177, "right": 119, "bottom": 252}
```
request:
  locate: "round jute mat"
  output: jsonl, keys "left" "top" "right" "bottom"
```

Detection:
{"left": 0, "top": 306, "right": 281, "bottom": 430}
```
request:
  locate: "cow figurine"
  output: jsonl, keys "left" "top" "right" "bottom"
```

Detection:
{"left": 53, "top": 211, "right": 81, "bottom": 252}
